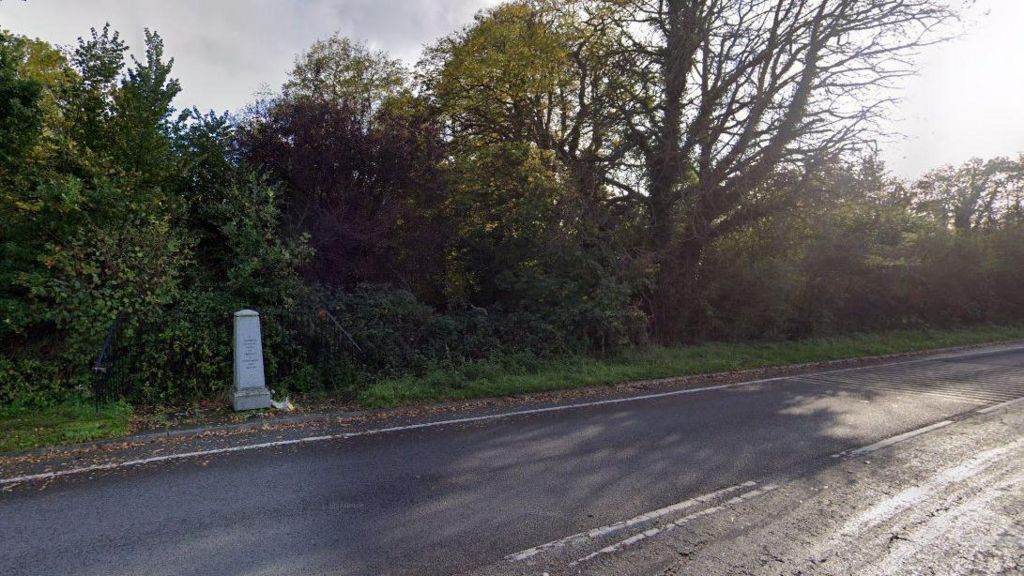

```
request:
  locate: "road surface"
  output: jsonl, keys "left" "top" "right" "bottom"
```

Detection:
{"left": 2, "top": 344, "right": 1023, "bottom": 575}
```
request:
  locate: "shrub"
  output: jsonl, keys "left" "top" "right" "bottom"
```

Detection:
{"left": 0, "top": 357, "right": 62, "bottom": 409}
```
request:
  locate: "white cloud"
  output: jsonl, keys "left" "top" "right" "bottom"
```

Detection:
{"left": 0, "top": 0, "right": 500, "bottom": 113}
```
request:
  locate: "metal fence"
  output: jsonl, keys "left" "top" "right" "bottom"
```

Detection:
{"left": 91, "top": 312, "right": 128, "bottom": 408}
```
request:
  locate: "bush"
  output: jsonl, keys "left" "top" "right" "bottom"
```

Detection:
{"left": 112, "top": 290, "right": 235, "bottom": 404}
{"left": 0, "top": 357, "right": 62, "bottom": 409}
{"left": 31, "top": 214, "right": 191, "bottom": 359}
{"left": 315, "top": 285, "right": 501, "bottom": 374}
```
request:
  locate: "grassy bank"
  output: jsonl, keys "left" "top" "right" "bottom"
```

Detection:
{"left": 0, "top": 400, "right": 133, "bottom": 453}
{"left": 359, "top": 325, "right": 1024, "bottom": 408}
{"left": 2, "top": 325, "right": 1022, "bottom": 453}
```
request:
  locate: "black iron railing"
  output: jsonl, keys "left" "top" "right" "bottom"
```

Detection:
{"left": 92, "top": 312, "right": 127, "bottom": 408}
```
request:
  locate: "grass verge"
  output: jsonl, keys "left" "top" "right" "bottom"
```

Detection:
{"left": 358, "top": 325, "right": 1024, "bottom": 408}
{"left": 0, "top": 400, "right": 133, "bottom": 453}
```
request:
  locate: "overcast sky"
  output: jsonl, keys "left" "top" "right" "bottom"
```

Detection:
{"left": 1, "top": 0, "right": 1021, "bottom": 179}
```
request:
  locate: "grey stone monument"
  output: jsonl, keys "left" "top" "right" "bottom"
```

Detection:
{"left": 232, "top": 309, "right": 273, "bottom": 411}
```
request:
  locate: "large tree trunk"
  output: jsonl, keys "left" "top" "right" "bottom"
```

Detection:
{"left": 651, "top": 233, "right": 705, "bottom": 344}
{"left": 645, "top": 0, "right": 695, "bottom": 343}
{"left": 623, "top": 0, "right": 952, "bottom": 342}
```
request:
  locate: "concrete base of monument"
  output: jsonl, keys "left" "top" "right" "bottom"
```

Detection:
{"left": 232, "top": 386, "right": 273, "bottom": 411}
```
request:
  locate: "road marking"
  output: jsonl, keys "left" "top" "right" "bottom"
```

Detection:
{"left": 864, "top": 468, "right": 1023, "bottom": 574}
{"left": 977, "top": 396, "right": 1024, "bottom": 414}
{"left": 0, "top": 435, "right": 338, "bottom": 486}
{"left": 505, "top": 481, "right": 756, "bottom": 562}
{"left": 558, "top": 422, "right": 1021, "bottom": 567}
{"left": 800, "top": 439, "right": 1024, "bottom": 566}
{"left": 833, "top": 420, "right": 954, "bottom": 458}
{"left": 838, "top": 440, "right": 1021, "bottom": 537}
{"left": 798, "top": 379, "right": 992, "bottom": 405}
{"left": 2, "top": 345, "right": 1021, "bottom": 487}
{"left": 569, "top": 484, "right": 779, "bottom": 566}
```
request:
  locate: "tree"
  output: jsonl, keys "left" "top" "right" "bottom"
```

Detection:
{"left": 61, "top": 24, "right": 128, "bottom": 161}
{"left": 109, "top": 29, "right": 182, "bottom": 189}
{"left": 0, "top": 30, "right": 43, "bottom": 170}
{"left": 585, "top": 0, "right": 957, "bottom": 341}
{"left": 0, "top": 30, "right": 47, "bottom": 339}
{"left": 1, "top": 25, "right": 191, "bottom": 388}
{"left": 238, "top": 91, "right": 450, "bottom": 298}
{"left": 424, "top": 2, "right": 645, "bottom": 325}
{"left": 423, "top": 0, "right": 632, "bottom": 212}
{"left": 914, "top": 156, "right": 1024, "bottom": 231}
{"left": 284, "top": 33, "right": 407, "bottom": 121}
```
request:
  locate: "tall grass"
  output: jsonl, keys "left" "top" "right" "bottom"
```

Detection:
{"left": 358, "top": 325, "right": 1024, "bottom": 408}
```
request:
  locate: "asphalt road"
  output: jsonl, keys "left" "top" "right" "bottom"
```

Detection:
{"left": 2, "top": 345, "right": 1024, "bottom": 576}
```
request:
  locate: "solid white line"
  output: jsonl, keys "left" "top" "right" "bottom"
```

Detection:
{"left": 505, "top": 481, "right": 756, "bottom": 561}
{"left": 3, "top": 344, "right": 1021, "bottom": 487}
{"left": 569, "top": 484, "right": 779, "bottom": 566}
{"left": 838, "top": 420, "right": 954, "bottom": 458}
{"left": 0, "top": 435, "right": 339, "bottom": 486}
{"left": 977, "top": 396, "right": 1024, "bottom": 414}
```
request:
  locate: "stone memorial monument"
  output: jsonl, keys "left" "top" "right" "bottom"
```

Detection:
{"left": 232, "top": 309, "right": 273, "bottom": 411}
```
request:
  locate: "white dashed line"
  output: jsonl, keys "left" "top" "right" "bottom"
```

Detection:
{"left": 833, "top": 420, "right": 954, "bottom": 458}
{"left": 569, "top": 484, "right": 779, "bottom": 566}
{"left": 505, "top": 481, "right": 756, "bottom": 561}
{"left": 977, "top": 396, "right": 1024, "bottom": 414}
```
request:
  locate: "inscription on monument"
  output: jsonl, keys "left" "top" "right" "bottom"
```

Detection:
{"left": 240, "top": 336, "right": 262, "bottom": 379}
